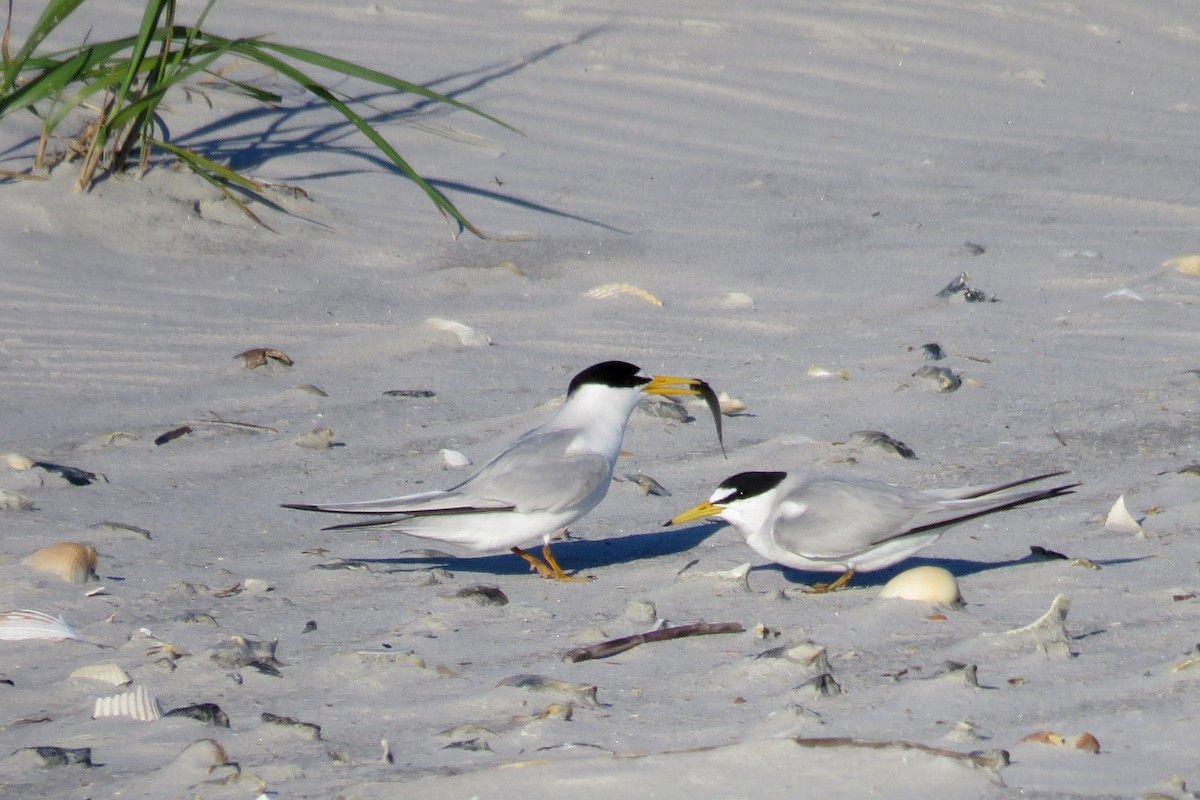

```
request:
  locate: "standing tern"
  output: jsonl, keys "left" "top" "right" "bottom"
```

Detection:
{"left": 665, "top": 470, "right": 1078, "bottom": 592}
{"left": 285, "top": 361, "right": 724, "bottom": 581}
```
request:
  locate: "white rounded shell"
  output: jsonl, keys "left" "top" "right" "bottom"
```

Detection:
{"left": 878, "top": 566, "right": 961, "bottom": 604}
{"left": 92, "top": 685, "right": 162, "bottom": 722}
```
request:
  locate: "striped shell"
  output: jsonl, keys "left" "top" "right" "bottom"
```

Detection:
{"left": 0, "top": 609, "right": 82, "bottom": 641}
{"left": 24, "top": 541, "right": 98, "bottom": 585}
{"left": 92, "top": 685, "right": 162, "bottom": 722}
{"left": 583, "top": 283, "right": 664, "bottom": 306}
{"left": 70, "top": 662, "right": 132, "bottom": 687}
{"left": 1163, "top": 255, "right": 1200, "bottom": 276}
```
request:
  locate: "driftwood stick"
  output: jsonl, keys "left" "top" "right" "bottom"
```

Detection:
{"left": 562, "top": 621, "right": 743, "bottom": 663}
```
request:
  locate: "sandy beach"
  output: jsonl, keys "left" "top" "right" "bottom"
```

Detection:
{"left": 3, "top": 1, "right": 1200, "bottom": 797}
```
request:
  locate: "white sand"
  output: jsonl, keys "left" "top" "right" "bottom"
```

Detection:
{"left": 3, "top": 1, "right": 1199, "bottom": 797}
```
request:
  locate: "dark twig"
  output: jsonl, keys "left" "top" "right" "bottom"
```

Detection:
{"left": 562, "top": 622, "right": 743, "bottom": 663}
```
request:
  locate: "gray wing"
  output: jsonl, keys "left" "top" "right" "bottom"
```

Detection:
{"left": 453, "top": 427, "right": 612, "bottom": 513}
{"left": 771, "top": 478, "right": 949, "bottom": 560}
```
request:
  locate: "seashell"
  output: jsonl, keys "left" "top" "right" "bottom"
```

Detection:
{"left": 440, "top": 448, "right": 472, "bottom": 468}
{"left": 716, "top": 391, "right": 747, "bottom": 415}
{"left": 381, "top": 739, "right": 394, "bottom": 764}
{"left": 167, "top": 738, "right": 232, "bottom": 775}
{"left": 1074, "top": 732, "right": 1101, "bottom": 753}
{"left": 23, "top": 541, "right": 98, "bottom": 585}
{"left": 70, "top": 662, "right": 132, "bottom": 686}
{"left": 1105, "top": 494, "right": 1145, "bottom": 535}
{"left": 0, "top": 609, "right": 82, "bottom": 642}
{"left": 849, "top": 430, "right": 917, "bottom": 460}
{"left": 292, "top": 383, "right": 329, "bottom": 397}
{"left": 294, "top": 427, "right": 334, "bottom": 449}
{"left": 718, "top": 291, "right": 755, "bottom": 309}
{"left": 210, "top": 634, "right": 280, "bottom": 670}
{"left": 164, "top": 703, "right": 230, "bottom": 727}
{"left": 441, "top": 584, "right": 508, "bottom": 606}
{"left": 87, "top": 521, "right": 152, "bottom": 539}
{"left": 497, "top": 674, "right": 600, "bottom": 707}
{"left": 1020, "top": 730, "right": 1066, "bottom": 746}
{"left": 425, "top": 317, "right": 491, "bottom": 347}
{"left": 1004, "top": 593, "right": 1072, "bottom": 658}
{"left": 921, "top": 661, "right": 979, "bottom": 688}
{"left": 235, "top": 347, "right": 293, "bottom": 368}
{"left": 583, "top": 282, "right": 664, "bottom": 306}
{"left": 241, "top": 578, "right": 270, "bottom": 594}
{"left": 0, "top": 488, "right": 34, "bottom": 511}
{"left": 620, "top": 472, "right": 671, "bottom": 496}
{"left": 92, "top": 685, "right": 162, "bottom": 721}
{"left": 1102, "top": 287, "right": 1145, "bottom": 302}
{"left": 14, "top": 746, "right": 94, "bottom": 767}
{"left": 623, "top": 598, "right": 657, "bottom": 624}
{"left": 937, "top": 271, "right": 970, "bottom": 297}
{"left": 1163, "top": 255, "right": 1200, "bottom": 276}
{"left": 807, "top": 365, "right": 849, "bottom": 380}
{"left": 1167, "top": 646, "right": 1200, "bottom": 673}
{"left": 915, "top": 342, "right": 946, "bottom": 361}
{"left": 91, "top": 430, "right": 140, "bottom": 446}
{"left": 879, "top": 566, "right": 962, "bottom": 604}
{"left": 677, "top": 561, "right": 752, "bottom": 588}
{"left": 4, "top": 452, "right": 34, "bottom": 470}
{"left": 913, "top": 365, "right": 962, "bottom": 392}
{"left": 261, "top": 711, "right": 322, "bottom": 740}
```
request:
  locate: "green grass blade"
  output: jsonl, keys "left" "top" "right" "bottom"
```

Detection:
{"left": 1, "top": 0, "right": 87, "bottom": 91}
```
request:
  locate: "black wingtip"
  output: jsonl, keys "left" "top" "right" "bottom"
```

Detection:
{"left": 281, "top": 503, "right": 322, "bottom": 512}
{"left": 662, "top": 519, "right": 674, "bottom": 528}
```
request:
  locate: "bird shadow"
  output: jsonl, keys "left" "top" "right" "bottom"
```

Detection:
{"left": 763, "top": 551, "right": 1155, "bottom": 588}
{"left": 340, "top": 522, "right": 724, "bottom": 578}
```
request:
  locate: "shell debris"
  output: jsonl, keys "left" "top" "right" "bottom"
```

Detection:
{"left": 913, "top": 365, "right": 962, "bottom": 392}
{"left": 583, "top": 282, "right": 664, "bottom": 306}
{"left": 425, "top": 317, "right": 492, "bottom": 347}
{"left": 1105, "top": 494, "right": 1146, "bottom": 536}
{"left": 23, "top": 542, "right": 99, "bottom": 585}
{"left": 0, "top": 488, "right": 34, "bottom": 511}
{"left": 440, "top": 448, "right": 472, "bottom": 468}
{"left": 294, "top": 428, "right": 335, "bottom": 450}
{"left": 92, "top": 684, "right": 163, "bottom": 722}
{"left": 878, "top": 566, "right": 962, "bottom": 605}
{"left": 716, "top": 391, "right": 748, "bottom": 416}
{"left": 719, "top": 291, "right": 755, "bottom": 309}
{"left": 4, "top": 452, "right": 35, "bottom": 470}
{"left": 1163, "top": 255, "right": 1200, "bottom": 276}
{"left": 71, "top": 662, "right": 132, "bottom": 687}
{"left": 808, "top": 365, "right": 850, "bottom": 380}
{"left": 0, "top": 609, "right": 82, "bottom": 642}
{"left": 236, "top": 347, "right": 293, "bottom": 368}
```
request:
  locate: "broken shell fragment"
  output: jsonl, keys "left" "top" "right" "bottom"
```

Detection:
{"left": 620, "top": 472, "right": 671, "bottom": 496}
{"left": 1074, "top": 732, "right": 1101, "bottom": 753}
{"left": 716, "top": 391, "right": 748, "bottom": 415}
{"left": 497, "top": 674, "right": 600, "bottom": 707}
{"left": 878, "top": 566, "right": 962, "bottom": 605}
{"left": 0, "top": 609, "right": 82, "bottom": 641}
{"left": 236, "top": 347, "right": 293, "bottom": 368}
{"left": 583, "top": 282, "right": 664, "bottom": 306}
{"left": 1004, "top": 593, "right": 1073, "bottom": 657}
{"left": 292, "top": 383, "right": 329, "bottom": 397}
{"left": 440, "top": 448, "right": 472, "bottom": 468}
{"left": 719, "top": 291, "right": 755, "bottom": 309}
{"left": 1105, "top": 494, "right": 1146, "bottom": 535}
{"left": 1020, "top": 730, "right": 1066, "bottom": 746}
{"left": 913, "top": 365, "right": 962, "bottom": 392}
{"left": 808, "top": 365, "right": 850, "bottom": 380}
{"left": 23, "top": 541, "right": 98, "bottom": 585}
{"left": 425, "top": 317, "right": 491, "bottom": 347}
{"left": 0, "top": 488, "right": 34, "bottom": 511}
{"left": 849, "top": 430, "right": 917, "bottom": 460}
{"left": 70, "top": 663, "right": 132, "bottom": 687}
{"left": 93, "top": 685, "right": 163, "bottom": 722}
{"left": 294, "top": 428, "right": 334, "bottom": 450}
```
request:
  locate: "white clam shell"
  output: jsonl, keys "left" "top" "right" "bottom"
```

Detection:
{"left": 583, "top": 282, "right": 664, "bottom": 306}
{"left": 718, "top": 291, "right": 755, "bottom": 309}
{"left": 1104, "top": 494, "right": 1145, "bottom": 535}
{"left": 0, "top": 609, "right": 82, "bottom": 642}
{"left": 294, "top": 427, "right": 334, "bottom": 450}
{"left": 0, "top": 489, "right": 34, "bottom": 511}
{"left": 440, "top": 448, "right": 472, "bottom": 468}
{"left": 4, "top": 452, "right": 35, "bottom": 470}
{"left": 716, "top": 391, "right": 747, "bottom": 415}
{"left": 425, "top": 317, "right": 492, "bottom": 347}
{"left": 71, "top": 662, "right": 132, "bottom": 687}
{"left": 878, "top": 566, "right": 962, "bottom": 604}
{"left": 92, "top": 684, "right": 162, "bottom": 722}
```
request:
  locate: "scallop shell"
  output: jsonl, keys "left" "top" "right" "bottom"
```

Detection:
{"left": 1104, "top": 494, "right": 1145, "bottom": 535}
{"left": 583, "top": 283, "right": 664, "bottom": 306}
{"left": 92, "top": 684, "right": 162, "bottom": 722}
{"left": 23, "top": 541, "right": 98, "bottom": 585}
{"left": 4, "top": 452, "right": 34, "bottom": 470}
{"left": 1163, "top": 254, "right": 1200, "bottom": 276}
{"left": 878, "top": 566, "right": 962, "bottom": 604}
{"left": 425, "top": 317, "right": 492, "bottom": 347}
{"left": 0, "top": 609, "right": 82, "bottom": 641}
{"left": 807, "top": 365, "right": 849, "bottom": 380}
{"left": 294, "top": 428, "right": 334, "bottom": 450}
{"left": 70, "top": 662, "right": 132, "bottom": 687}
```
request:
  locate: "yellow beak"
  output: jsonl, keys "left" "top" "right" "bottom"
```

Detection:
{"left": 643, "top": 375, "right": 705, "bottom": 396}
{"left": 664, "top": 500, "right": 726, "bottom": 527}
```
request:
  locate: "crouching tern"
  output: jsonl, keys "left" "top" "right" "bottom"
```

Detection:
{"left": 665, "top": 470, "right": 1078, "bottom": 592}
{"left": 285, "top": 361, "right": 724, "bottom": 582}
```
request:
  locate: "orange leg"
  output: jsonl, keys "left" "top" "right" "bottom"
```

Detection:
{"left": 510, "top": 544, "right": 592, "bottom": 582}
{"left": 804, "top": 569, "right": 857, "bottom": 594}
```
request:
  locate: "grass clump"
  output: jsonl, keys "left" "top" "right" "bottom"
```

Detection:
{"left": 0, "top": 0, "right": 515, "bottom": 235}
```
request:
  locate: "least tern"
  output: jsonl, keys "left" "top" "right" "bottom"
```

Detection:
{"left": 666, "top": 470, "right": 1078, "bottom": 591}
{"left": 284, "top": 361, "right": 723, "bottom": 581}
